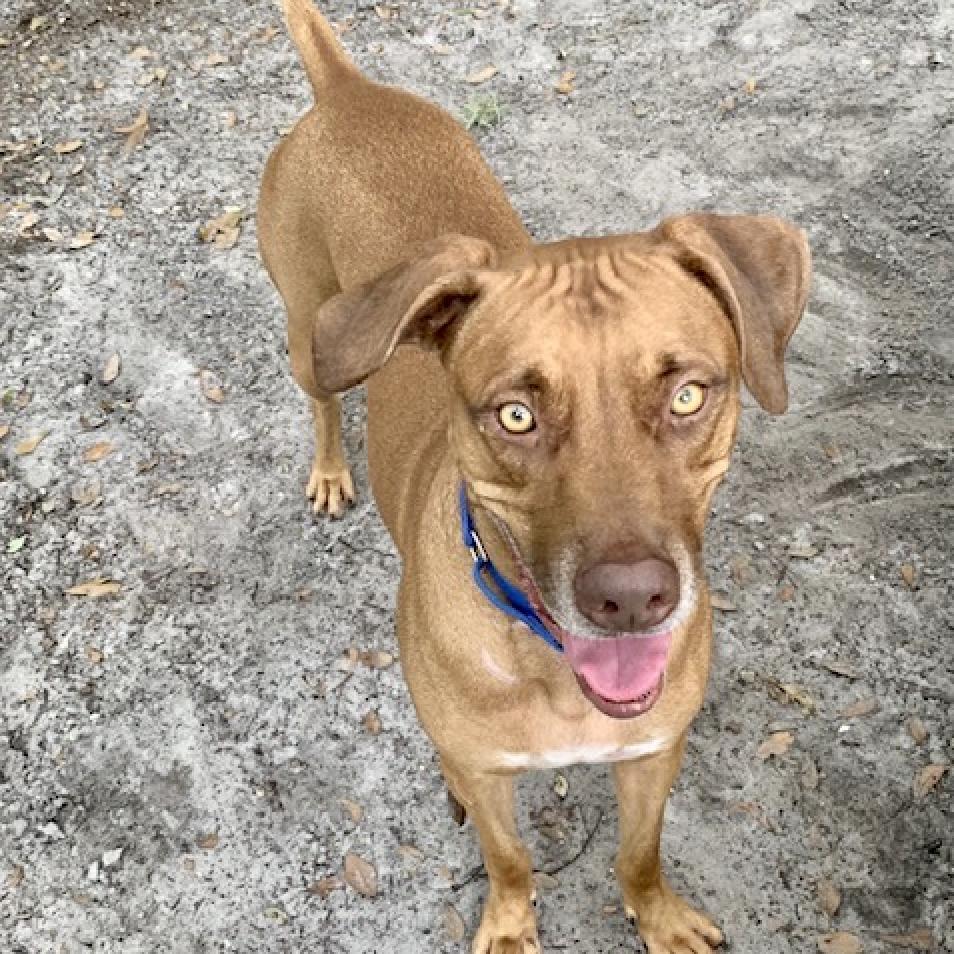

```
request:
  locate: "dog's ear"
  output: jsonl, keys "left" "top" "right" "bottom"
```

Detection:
{"left": 659, "top": 213, "right": 811, "bottom": 414}
{"left": 312, "top": 234, "right": 496, "bottom": 394}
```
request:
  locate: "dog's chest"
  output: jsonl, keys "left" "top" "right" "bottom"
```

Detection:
{"left": 495, "top": 735, "right": 672, "bottom": 771}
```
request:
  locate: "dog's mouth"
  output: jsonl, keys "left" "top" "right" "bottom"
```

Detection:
{"left": 517, "top": 566, "right": 670, "bottom": 720}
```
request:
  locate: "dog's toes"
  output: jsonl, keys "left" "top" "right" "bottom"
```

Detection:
{"left": 306, "top": 464, "right": 356, "bottom": 517}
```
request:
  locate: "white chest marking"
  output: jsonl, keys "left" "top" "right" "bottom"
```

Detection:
{"left": 498, "top": 736, "right": 670, "bottom": 770}
{"left": 481, "top": 647, "right": 519, "bottom": 686}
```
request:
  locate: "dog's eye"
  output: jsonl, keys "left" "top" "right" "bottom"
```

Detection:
{"left": 671, "top": 383, "right": 706, "bottom": 416}
{"left": 497, "top": 402, "right": 535, "bottom": 434}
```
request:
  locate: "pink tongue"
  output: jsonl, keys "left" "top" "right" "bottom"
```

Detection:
{"left": 560, "top": 631, "right": 672, "bottom": 703}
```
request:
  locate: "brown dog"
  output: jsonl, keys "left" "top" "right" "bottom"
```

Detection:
{"left": 258, "top": 3, "right": 811, "bottom": 951}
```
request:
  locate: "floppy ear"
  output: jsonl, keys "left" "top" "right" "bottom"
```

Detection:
{"left": 312, "top": 234, "right": 497, "bottom": 394}
{"left": 659, "top": 213, "right": 811, "bottom": 414}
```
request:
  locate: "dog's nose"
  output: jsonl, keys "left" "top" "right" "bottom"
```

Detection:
{"left": 573, "top": 559, "right": 680, "bottom": 633}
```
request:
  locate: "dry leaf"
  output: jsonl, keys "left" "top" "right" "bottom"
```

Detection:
{"left": 199, "top": 370, "right": 225, "bottom": 403}
{"left": 69, "top": 230, "right": 96, "bottom": 250}
{"left": 85, "top": 646, "right": 104, "bottom": 664}
{"left": 222, "top": 110, "right": 238, "bottom": 128}
{"left": 778, "top": 582, "right": 796, "bottom": 601}
{"left": 6, "top": 864, "right": 25, "bottom": 888}
{"left": 53, "top": 139, "right": 83, "bottom": 154}
{"left": 108, "top": 206, "right": 125, "bottom": 219}
{"left": 197, "top": 832, "right": 220, "bottom": 850}
{"left": 398, "top": 844, "right": 422, "bottom": 865}
{"left": 466, "top": 65, "right": 498, "bottom": 84}
{"left": 555, "top": 69, "right": 577, "bottom": 94}
{"left": 363, "top": 650, "right": 394, "bottom": 669}
{"left": 18, "top": 211, "right": 39, "bottom": 236}
{"left": 101, "top": 353, "right": 121, "bottom": 384}
{"left": 442, "top": 904, "right": 466, "bottom": 942}
{"left": 15, "top": 432, "right": 48, "bottom": 456}
{"left": 553, "top": 773, "right": 568, "bottom": 798}
{"left": 69, "top": 160, "right": 85, "bottom": 175}
{"left": 818, "top": 933, "right": 862, "bottom": 954}
{"left": 710, "top": 591, "right": 736, "bottom": 612}
{"left": 373, "top": 4, "right": 392, "bottom": 18}
{"left": 340, "top": 798, "right": 364, "bottom": 823}
{"left": 0, "top": 424, "right": 9, "bottom": 440}
{"left": 306, "top": 876, "right": 341, "bottom": 898}
{"left": 205, "top": 51, "right": 229, "bottom": 67}
{"left": 913, "top": 764, "right": 948, "bottom": 798}
{"left": 744, "top": 77, "right": 758, "bottom": 94}
{"left": 66, "top": 579, "right": 121, "bottom": 598}
{"left": 129, "top": 45, "right": 156, "bottom": 59}
{"left": 257, "top": 25, "right": 280, "bottom": 43}
{"left": 757, "top": 730, "right": 794, "bottom": 760}
{"left": 905, "top": 717, "right": 928, "bottom": 745}
{"left": 879, "top": 929, "right": 935, "bottom": 950}
{"left": 788, "top": 542, "right": 819, "bottom": 559}
{"left": 362, "top": 710, "right": 382, "bottom": 735}
{"left": 71, "top": 480, "right": 102, "bottom": 507}
{"left": 342, "top": 852, "right": 377, "bottom": 897}
{"left": 82, "top": 440, "right": 114, "bottom": 463}
{"left": 431, "top": 42, "right": 453, "bottom": 55}
{"left": 198, "top": 207, "right": 243, "bottom": 249}
{"left": 817, "top": 878, "right": 841, "bottom": 917}
{"left": 114, "top": 109, "right": 149, "bottom": 154}
{"left": 838, "top": 697, "right": 880, "bottom": 719}
{"left": 900, "top": 563, "right": 917, "bottom": 589}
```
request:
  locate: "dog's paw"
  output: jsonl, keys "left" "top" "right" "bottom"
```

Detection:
{"left": 306, "top": 462, "right": 355, "bottom": 518}
{"left": 624, "top": 882, "right": 723, "bottom": 954}
{"left": 472, "top": 899, "right": 540, "bottom": 954}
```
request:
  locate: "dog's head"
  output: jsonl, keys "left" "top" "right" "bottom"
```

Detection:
{"left": 313, "top": 214, "right": 810, "bottom": 716}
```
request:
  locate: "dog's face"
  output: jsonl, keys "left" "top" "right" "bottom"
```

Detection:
{"left": 312, "top": 215, "right": 810, "bottom": 716}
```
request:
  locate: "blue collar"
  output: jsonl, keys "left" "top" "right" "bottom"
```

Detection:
{"left": 458, "top": 483, "right": 564, "bottom": 653}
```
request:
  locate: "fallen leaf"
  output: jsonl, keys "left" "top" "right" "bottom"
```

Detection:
{"left": 398, "top": 844, "right": 422, "bottom": 865}
{"left": 306, "top": 876, "right": 341, "bottom": 898}
{"left": 82, "top": 440, "right": 114, "bottom": 463}
{"left": 879, "top": 928, "right": 935, "bottom": 950}
{"left": 553, "top": 773, "right": 568, "bottom": 798}
{"left": 757, "top": 730, "right": 794, "bottom": 761}
{"left": 66, "top": 579, "right": 121, "bottom": 597}
{"left": 373, "top": 4, "right": 392, "bottom": 18}
{"left": 129, "top": 45, "right": 156, "bottom": 60}
{"left": 555, "top": 68, "right": 577, "bottom": 94}
{"left": 822, "top": 441, "right": 842, "bottom": 461}
{"left": 18, "top": 211, "right": 39, "bottom": 236}
{"left": 466, "top": 65, "right": 498, "bottom": 84}
{"left": 199, "top": 369, "right": 225, "bottom": 403}
{"left": 15, "top": 432, "right": 48, "bottom": 455}
{"left": 205, "top": 51, "right": 229, "bottom": 67}
{"left": 257, "top": 25, "right": 280, "bottom": 43}
{"left": 71, "top": 481, "right": 102, "bottom": 507}
{"left": 838, "top": 697, "right": 880, "bottom": 719}
{"left": 817, "top": 933, "right": 863, "bottom": 954}
{"left": 69, "top": 230, "right": 96, "bottom": 250}
{"left": 817, "top": 878, "right": 841, "bottom": 916}
{"left": 6, "top": 864, "right": 25, "bottom": 888}
{"left": 222, "top": 110, "right": 238, "bottom": 128}
{"left": 69, "top": 160, "right": 85, "bottom": 175}
{"left": 0, "top": 424, "right": 9, "bottom": 439}
{"left": 900, "top": 563, "right": 917, "bottom": 589}
{"left": 744, "top": 77, "right": 758, "bottom": 94}
{"left": 362, "top": 710, "right": 382, "bottom": 735}
{"left": 53, "top": 139, "right": 83, "bottom": 154}
{"left": 7, "top": 536, "right": 26, "bottom": 554}
{"left": 197, "top": 832, "right": 220, "bottom": 850}
{"left": 442, "top": 904, "right": 466, "bottom": 942}
{"left": 14, "top": 389, "right": 30, "bottom": 410}
{"left": 710, "top": 591, "right": 736, "bottom": 612}
{"left": 85, "top": 646, "right": 104, "bottom": 664}
{"left": 788, "top": 542, "right": 819, "bottom": 559}
{"left": 101, "top": 352, "right": 121, "bottom": 384}
{"left": 198, "top": 207, "right": 243, "bottom": 249}
{"left": 913, "top": 764, "right": 948, "bottom": 798}
{"left": 108, "top": 206, "right": 125, "bottom": 219}
{"left": 778, "top": 582, "right": 797, "bottom": 601}
{"left": 431, "top": 42, "right": 453, "bottom": 55}
{"left": 340, "top": 798, "right": 364, "bottom": 823}
{"left": 905, "top": 717, "right": 928, "bottom": 745}
{"left": 342, "top": 852, "right": 377, "bottom": 897}
{"left": 30, "top": 15, "right": 49, "bottom": 30}
{"left": 363, "top": 650, "right": 394, "bottom": 669}
{"left": 114, "top": 109, "right": 149, "bottom": 154}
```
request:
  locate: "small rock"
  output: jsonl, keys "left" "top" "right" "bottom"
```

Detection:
{"left": 102, "top": 847, "right": 123, "bottom": 867}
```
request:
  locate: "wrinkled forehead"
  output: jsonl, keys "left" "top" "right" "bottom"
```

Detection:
{"left": 452, "top": 243, "right": 738, "bottom": 398}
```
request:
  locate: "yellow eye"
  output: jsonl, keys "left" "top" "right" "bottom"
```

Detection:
{"left": 497, "top": 402, "right": 535, "bottom": 434}
{"left": 671, "top": 383, "right": 706, "bottom": 416}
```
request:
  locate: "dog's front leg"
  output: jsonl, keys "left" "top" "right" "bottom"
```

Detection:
{"left": 613, "top": 739, "right": 723, "bottom": 954}
{"left": 442, "top": 759, "right": 540, "bottom": 954}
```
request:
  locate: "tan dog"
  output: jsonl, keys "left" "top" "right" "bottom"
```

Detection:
{"left": 258, "top": 3, "right": 811, "bottom": 951}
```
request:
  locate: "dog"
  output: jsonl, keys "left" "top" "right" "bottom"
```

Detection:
{"left": 258, "top": 3, "right": 811, "bottom": 951}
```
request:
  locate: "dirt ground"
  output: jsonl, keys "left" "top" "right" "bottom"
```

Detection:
{"left": 1, "top": 0, "right": 952, "bottom": 952}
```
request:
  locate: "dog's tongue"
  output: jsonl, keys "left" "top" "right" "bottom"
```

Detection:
{"left": 560, "top": 631, "right": 672, "bottom": 703}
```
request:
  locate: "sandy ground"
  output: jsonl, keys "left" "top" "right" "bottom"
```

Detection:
{"left": 1, "top": 0, "right": 952, "bottom": 952}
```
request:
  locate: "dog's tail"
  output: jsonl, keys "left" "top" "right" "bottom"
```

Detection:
{"left": 281, "top": 0, "right": 357, "bottom": 93}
